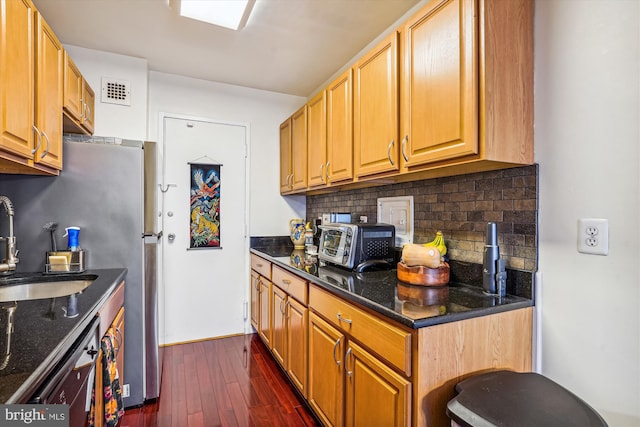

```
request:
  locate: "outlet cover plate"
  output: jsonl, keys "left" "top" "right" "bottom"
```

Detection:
{"left": 577, "top": 218, "right": 609, "bottom": 255}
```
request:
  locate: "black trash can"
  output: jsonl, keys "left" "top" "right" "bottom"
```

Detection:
{"left": 446, "top": 370, "right": 608, "bottom": 427}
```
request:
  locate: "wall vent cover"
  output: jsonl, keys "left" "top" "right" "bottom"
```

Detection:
{"left": 101, "top": 77, "right": 131, "bottom": 106}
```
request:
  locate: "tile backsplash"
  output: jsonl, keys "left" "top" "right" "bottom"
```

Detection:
{"left": 306, "top": 165, "right": 538, "bottom": 271}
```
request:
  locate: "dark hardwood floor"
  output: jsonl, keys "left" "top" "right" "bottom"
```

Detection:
{"left": 120, "top": 333, "right": 319, "bottom": 427}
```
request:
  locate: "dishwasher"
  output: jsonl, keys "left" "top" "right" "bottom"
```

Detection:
{"left": 29, "top": 316, "right": 100, "bottom": 427}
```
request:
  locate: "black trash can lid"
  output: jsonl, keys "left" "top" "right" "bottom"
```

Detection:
{"left": 446, "top": 370, "right": 608, "bottom": 427}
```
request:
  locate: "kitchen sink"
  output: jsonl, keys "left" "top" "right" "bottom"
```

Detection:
{"left": 0, "top": 273, "right": 97, "bottom": 302}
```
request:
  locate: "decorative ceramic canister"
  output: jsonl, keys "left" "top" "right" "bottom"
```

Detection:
{"left": 289, "top": 218, "right": 306, "bottom": 249}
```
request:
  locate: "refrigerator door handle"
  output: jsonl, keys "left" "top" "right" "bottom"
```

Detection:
{"left": 142, "top": 231, "right": 163, "bottom": 238}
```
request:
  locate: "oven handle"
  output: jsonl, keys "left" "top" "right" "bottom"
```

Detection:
{"left": 29, "top": 316, "right": 100, "bottom": 403}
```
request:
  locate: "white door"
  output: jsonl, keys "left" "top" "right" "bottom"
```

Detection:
{"left": 161, "top": 115, "right": 248, "bottom": 344}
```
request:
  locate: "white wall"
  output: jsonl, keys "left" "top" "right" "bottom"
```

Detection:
{"left": 147, "top": 71, "right": 306, "bottom": 237}
{"left": 535, "top": 1, "right": 640, "bottom": 425}
{"left": 64, "top": 45, "right": 149, "bottom": 140}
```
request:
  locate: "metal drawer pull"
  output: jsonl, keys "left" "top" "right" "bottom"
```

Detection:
{"left": 333, "top": 337, "right": 341, "bottom": 366}
{"left": 387, "top": 139, "right": 395, "bottom": 166}
{"left": 284, "top": 300, "right": 290, "bottom": 318}
{"left": 280, "top": 299, "right": 286, "bottom": 315}
{"left": 256, "top": 263, "right": 263, "bottom": 268}
{"left": 281, "top": 279, "right": 291, "bottom": 286}
{"left": 401, "top": 135, "right": 409, "bottom": 162}
{"left": 320, "top": 163, "right": 325, "bottom": 183}
{"left": 325, "top": 162, "right": 331, "bottom": 181}
{"left": 113, "top": 328, "right": 122, "bottom": 353}
{"left": 40, "top": 131, "right": 50, "bottom": 159}
{"left": 345, "top": 347, "right": 353, "bottom": 377}
{"left": 337, "top": 313, "right": 352, "bottom": 324}
{"left": 31, "top": 125, "right": 42, "bottom": 154}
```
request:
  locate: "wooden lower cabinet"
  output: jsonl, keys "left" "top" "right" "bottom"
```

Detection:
{"left": 94, "top": 282, "right": 126, "bottom": 427}
{"left": 286, "top": 297, "right": 308, "bottom": 397}
{"left": 250, "top": 271, "right": 259, "bottom": 329}
{"left": 250, "top": 255, "right": 532, "bottom": 427}
{"left": 308, "top": 312, "right": 410, "bottom": 427}
{"left": 271, "top": 284, "right": 287, "bottom": 366}
{"left": 258, "top": 277, "right": 272, "bottom": 347}
{"left": 111, "top": 306, "right": 125, "bottom": 385}
{"left": 308, "top": 312, "right": 344, "bottom": 427}
{"left": 345, "top": 340, "right": 410, "bottom": 427}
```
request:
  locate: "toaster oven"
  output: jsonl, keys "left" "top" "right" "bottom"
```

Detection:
{"left": 317, "top": 223, "right": 395, "bottom": 271}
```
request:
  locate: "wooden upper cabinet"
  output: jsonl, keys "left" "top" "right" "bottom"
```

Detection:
{"left": 0, "top": 0, "right": 36, "bottom": 162}
{"left": 279, "top": 118, "right": 292, "bottom": 193}
{"left": 0, "top": 0, "right": 63, "bottom": 174}
{"left": 290, "top": 105, "right": 308, "bottom": 191}
{"left": 63, "top": 52, "right": 83, "bottom": 122}
{"left": 81, "top": 80, "right": 95, "bottom": 134}
{"left": 400, "top": 0, "right": 478, "bottom": 168}
{"left": 306, "top": 91, "right": 327, "bottom": 188}
{"left": 353, "top": 30, "right": 399, "bottom": 179}
{"left": 34, "top": 13, "right": 63, "bottom": 170}
{"left": 326, "top": 69, "right": 353, "bottom": 185}
{"left": 63, "top": 52, "right": 95, "bottom": 135}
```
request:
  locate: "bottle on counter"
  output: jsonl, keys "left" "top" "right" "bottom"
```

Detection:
{"left": 64, "top": 226, "right": 81, "bottom": 251}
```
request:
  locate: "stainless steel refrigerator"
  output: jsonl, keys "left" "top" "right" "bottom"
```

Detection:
{"left": 0, "top": 139, "right": 162, "bottom": 407}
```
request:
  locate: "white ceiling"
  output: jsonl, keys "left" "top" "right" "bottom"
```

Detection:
{"left": 33, "top": 0, "right": 421, "bottom": 97}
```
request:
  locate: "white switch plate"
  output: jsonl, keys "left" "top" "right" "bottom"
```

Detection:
{"left": 122, "top": 383, "right": 130, "bottom": 398}
{"left": 577, "top": 218, "right": 609, "bottom": 255}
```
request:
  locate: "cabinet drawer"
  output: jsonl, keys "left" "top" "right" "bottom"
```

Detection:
{"left": 251, "top": 254, "right": 271, "bottom": 279}
{"left": 309, "top": 285, "right": 411, "bottom": 376}
{"left": 272, "top": 265, "right": 308, "bottom": 305}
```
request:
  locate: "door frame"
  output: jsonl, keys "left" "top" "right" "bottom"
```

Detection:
{"left": 157, "top": 112, "right": 252, "bottom": 336}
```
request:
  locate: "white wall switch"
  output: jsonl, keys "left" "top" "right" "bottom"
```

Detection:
{"left": 577, "top": 218, "right": 609, "bottom": 255}
{"left": 122, "top": 383, "right": 130, "bottom": 398}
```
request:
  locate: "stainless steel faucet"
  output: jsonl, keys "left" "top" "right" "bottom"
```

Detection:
{"left": 0, "top": 196, "right": 19, "bottom": 273}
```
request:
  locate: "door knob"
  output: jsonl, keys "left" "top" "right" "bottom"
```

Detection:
{"left": 168, "top": 233, "right": 175, "bottom": 242}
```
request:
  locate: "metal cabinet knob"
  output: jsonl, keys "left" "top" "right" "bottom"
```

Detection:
{"left": 168, "top": 233, "right": 175, "bottom": 242}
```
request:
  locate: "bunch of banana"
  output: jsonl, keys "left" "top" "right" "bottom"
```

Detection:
{"left": 423, "top": 231, "right": 447, "bottom": 256}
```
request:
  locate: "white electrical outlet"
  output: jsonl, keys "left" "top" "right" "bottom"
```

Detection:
{"left": 577, "top": 218, "right": 609, "bottom": 255}
{"left": 122, "top": 384, "right": 130, "bottom": 398}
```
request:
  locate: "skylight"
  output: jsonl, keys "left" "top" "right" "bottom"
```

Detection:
{"left": 178, "top": 0, "right": 255, "bottom": 31}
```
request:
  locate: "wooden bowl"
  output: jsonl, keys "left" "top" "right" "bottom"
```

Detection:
{"left": 397, "top": 282, "right": 450, "bottom": 306}
{"left": 397, "top": 261, "right": 450, "bottom": 286}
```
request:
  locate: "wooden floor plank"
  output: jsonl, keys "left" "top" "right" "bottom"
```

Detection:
{"left": 120, "top": 334, "right": 319, "bottom": 426}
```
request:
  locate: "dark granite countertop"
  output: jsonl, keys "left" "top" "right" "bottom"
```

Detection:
{"left": 250, "top": 243, "right": 533, "bottom": 329}
{"left": 0, "top": 268, "right": 127, "bottom": 403}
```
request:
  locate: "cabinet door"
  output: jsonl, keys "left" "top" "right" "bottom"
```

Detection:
{"left": 250, "top": 271, "right": 260, "bottom": 330}
{"left": 34, "top": 13, "right": 63, "bottom": 170}
{"left": 345, "top": 340, "right": 411, "bottom": 427}
{"left": 63, "top": 52, "right": 83, "bottom": 122}
{"left": 353, "top": 31, "right": 399, "bottom": 178}
{"left": 326, "top": 68, "right": 353, "bottom": 184}
{"left": 279, "top": 118, "right": 292, "bottom": 193}
{"left": 400, "top": 0, "right": 477, "bottom": 167}
{"left": 82, "top": 80, "right": 95, "bottom": 134}
{"left": 112, "top": 307, "right": 125, "bottom": 384}
{"left": 308, "top": 312, "right": 344, "bottom": 427}
{"left": 286, "top": 297, "right": 307, "bottom": 397}
{"left": 290, "top": 105, "right": 307, "bottom": 191}
{"left": 271, "top": 284, "right": 287, "bottom": 366}
{"left": 258, "top": 278, "right": 272, "bottom": 347}
{"left": 0, "top": 0, "right": 35, "bottom": 160}
{"left": 306, "top": 91, "right": 327, "bottom": 188}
